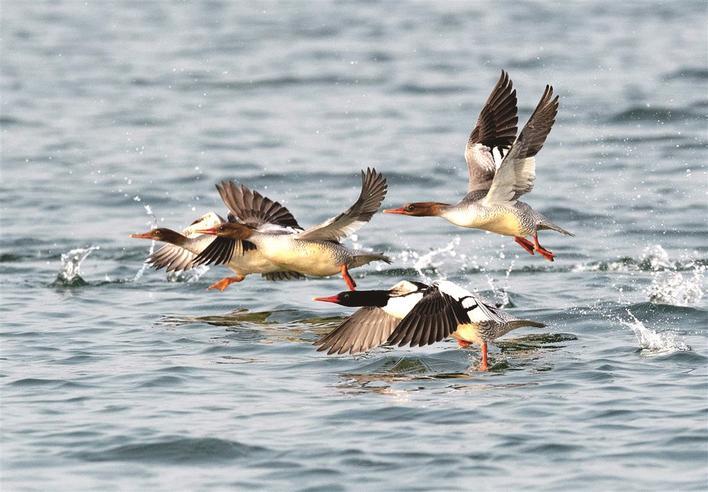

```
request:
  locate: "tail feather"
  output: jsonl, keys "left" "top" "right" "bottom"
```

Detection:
{"left": 349, "top": 252, "right": 391, "bottom": 268}
{"left": 538, "top": 221, "right": 574, "bottom": 237}
{"left": 507, "top": 319, "right": 545, "bottom": 330}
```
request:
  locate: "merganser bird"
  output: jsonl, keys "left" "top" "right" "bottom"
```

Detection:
{"left": 384, "top": 71, "right": 573, "bottom": 261}
{"left": 192, "top": 168, "right": 390, "bottom": 291}
{"left": 313, "top": 280, "right": 544, "bottom": 371}
{"left": 130, "top": 209, "right": 304, "bottom": 291}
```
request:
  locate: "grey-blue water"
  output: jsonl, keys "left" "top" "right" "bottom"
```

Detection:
{"left": 1, "top": 1, "right": 706, "bottom": 490}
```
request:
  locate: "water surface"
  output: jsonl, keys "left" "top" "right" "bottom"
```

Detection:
{"left": 1, "top": 1, "right": 707, "bottom": 490}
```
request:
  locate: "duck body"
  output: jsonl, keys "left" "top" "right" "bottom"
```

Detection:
{"left": 248, "top": 232, "right": 387, "bottom": 277}
{"left": 314, "top": 279, "right": 545, "bottom": 370}
{"left": 440, "top": 200, "right": 567, "bottom": 238}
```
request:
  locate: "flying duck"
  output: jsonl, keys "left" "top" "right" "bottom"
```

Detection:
{"left": 313, "top": 279, "right": 544, "bottom": 370}
{"left": 192, "top": 168, "right": 390, "bottom": 290}
{"left": 384, "top": 71, "right": 573, "bottom": 261}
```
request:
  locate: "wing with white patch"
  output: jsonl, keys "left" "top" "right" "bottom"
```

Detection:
{"left": 436, "top": 280, "right": 507, "bottom": 325}
{"left": 315, "top": 307, "right": 400, "bottom": 355}
{"left": 182, "top": 212, "right": 225, "bottom": 237}
{"left": 296, "top": 168, "right": 387, "bottom": 242}
{"left": 386, "top": 285, "right": 469, "bottom": 347}
{"left": 464, "top": 70, "right": 518, "bottom": 195}
{"left": 483, "top": 85, "right": 559, "bottom": 205}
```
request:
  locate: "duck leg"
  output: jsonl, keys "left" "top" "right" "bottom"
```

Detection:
{"left": 340, "top": 265, "right": 356, "bottom": 291}
{"left": 479, "top": 342, "right": 489, "bottom": 371}
{"left": 207, "top": 274, "right": 245, "bottom": 292}
{"left": 533, "top": 233, "right": 555, "bottom": 262}
{"left": 514, "top": 236, "right": 535, "bottom": 255}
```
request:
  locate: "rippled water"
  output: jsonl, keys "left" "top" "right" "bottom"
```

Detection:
{"left": 2, "top": 1, "right": 707, "bottom": 490}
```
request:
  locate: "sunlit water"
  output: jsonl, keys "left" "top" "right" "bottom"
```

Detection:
{"left": 1, "top": 2, "right": 706, "bottom": 490}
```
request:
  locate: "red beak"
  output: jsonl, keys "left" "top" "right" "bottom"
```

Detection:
{"left": 196, "top": 227, "right": 218, "bottom": 235}
{"left": 383, "top": 207, "right": 407, "bottom": 215}
{"left": 313, "top": 295, "right": 341, "bottom": 304}
{"left": 129, "top": 232, "right": 153, "bottom": 239}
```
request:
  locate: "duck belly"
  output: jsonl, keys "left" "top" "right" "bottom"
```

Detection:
{"left": 452, "top": 324, "right": 485, "bottom": 345}
{"left": 227, "top": 250, "right": 282, "bottom": 275}
{"left": 253, "top": 236, "right": 343, "bottom": 276}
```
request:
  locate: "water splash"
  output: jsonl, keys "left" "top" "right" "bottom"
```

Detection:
{"left": 166, "top": 265, "right": 210, "bottom": 283}
{"left": 52, "top": 246, "right": 100, "bottom": 287}
{"left": 647, "top": 269, "right": 704, "bottom": 306}
{"left": 577, "top": 244, "right": 705, "bottom": 307}
{"left": 621, "top": 309, "right": 690, "bottom": 354}
{"left": 133, "top": 201, "right": 158, "bottom": 282}
{"left": 484, "top": 260, "right": 515, "bottom": 307}
{"left": 643, "top": 246, "right": 705, "bottom": 306}
{"left": 394, "top": 236, "right": 466, "bottom": 281}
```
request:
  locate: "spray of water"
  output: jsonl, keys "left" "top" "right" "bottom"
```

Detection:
{"left": 621, "top": 309, "right": 690, "bottom": 354}
{"left": 133, "top": 199, "right": 158, "bottom": 282}
{"left": 52, "top": 246, "right": 100, "bottom": 287}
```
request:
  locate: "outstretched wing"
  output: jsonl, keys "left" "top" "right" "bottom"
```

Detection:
{"left": 216, "top": 181, "right": 302, "bottom": 230}
{"left": 315, "top": 306, "right": 400, "bottom": 355}
{"left": 190, "top": 237, "right": 257, "bottom": 267}
{"left": 147, "top": 244, "right": 198, "bottom": 272}
{"left": 464, "top": 70, "right": 518, "bottom": 196}
{"left": 146, "top": 234, "right": 215, "bottom": 272}
{"left": 386, "top": 285, "right": 469, "bottom": 348}
{"left": 483, "top": 85, "right": 559, "bottom": 205}
{"left": 296, "top": 168, "right": 387, "bottom": 242}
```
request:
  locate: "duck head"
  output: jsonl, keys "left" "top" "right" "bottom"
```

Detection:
{"left": 196, "top": 222, "right": 254, "bottom": 239}
{"left": 383, "top": 202, "right": 449, "bottom": 217}
{"left": 129, "top": 227, "right": 186, "bottom": 245}
{"left": 314, "top": 290, "right": 390, "bottom": 307}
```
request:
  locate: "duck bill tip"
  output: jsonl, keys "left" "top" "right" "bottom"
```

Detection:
{"left": 383, "top": 207, "right": 406, "bottom": 215}
{"left": 129, "top": 232, "right": 152, "bottom": 239}
{"left": 195, "top": 228, "right": 217, "bottom": 235}
{"left": 313, "top": 295, "right": 340, "bottom": 304}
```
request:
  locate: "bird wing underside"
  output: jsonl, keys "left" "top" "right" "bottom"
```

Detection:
{"left": 315, "top": 306, "right": 400, "bottom": 355}
{"left": 147, "top": 244, "right": 197, "bottom": 272}
{"left": 296, "top": 168, "right": 387, "bottom": 242}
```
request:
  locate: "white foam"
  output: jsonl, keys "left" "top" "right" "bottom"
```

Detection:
{"left": 621, "top": 309, "right": 690, "bottom": 354}
{"left": 56, "top": 246, "right": 100, "bottom": 284}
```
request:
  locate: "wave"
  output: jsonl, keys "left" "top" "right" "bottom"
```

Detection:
{"left": 73, "top": 437, "right": 269, "bottom": 463}
{"left": 608, "top": 106, "right": 702, "bottom": 123}
{"left": 664, "top": 67, "right": 708, "bottom": 81}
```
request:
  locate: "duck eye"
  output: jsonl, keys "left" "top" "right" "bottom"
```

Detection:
{"left": 406, "top": 204, "right": 415, "bottom": 212}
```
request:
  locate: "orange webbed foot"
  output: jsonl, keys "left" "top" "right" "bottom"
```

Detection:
{"left": 533, "top": 233, "right": 555, "bottom": 262}
{"left": 207, "top": 276, "right": 245, "bottom": 292}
